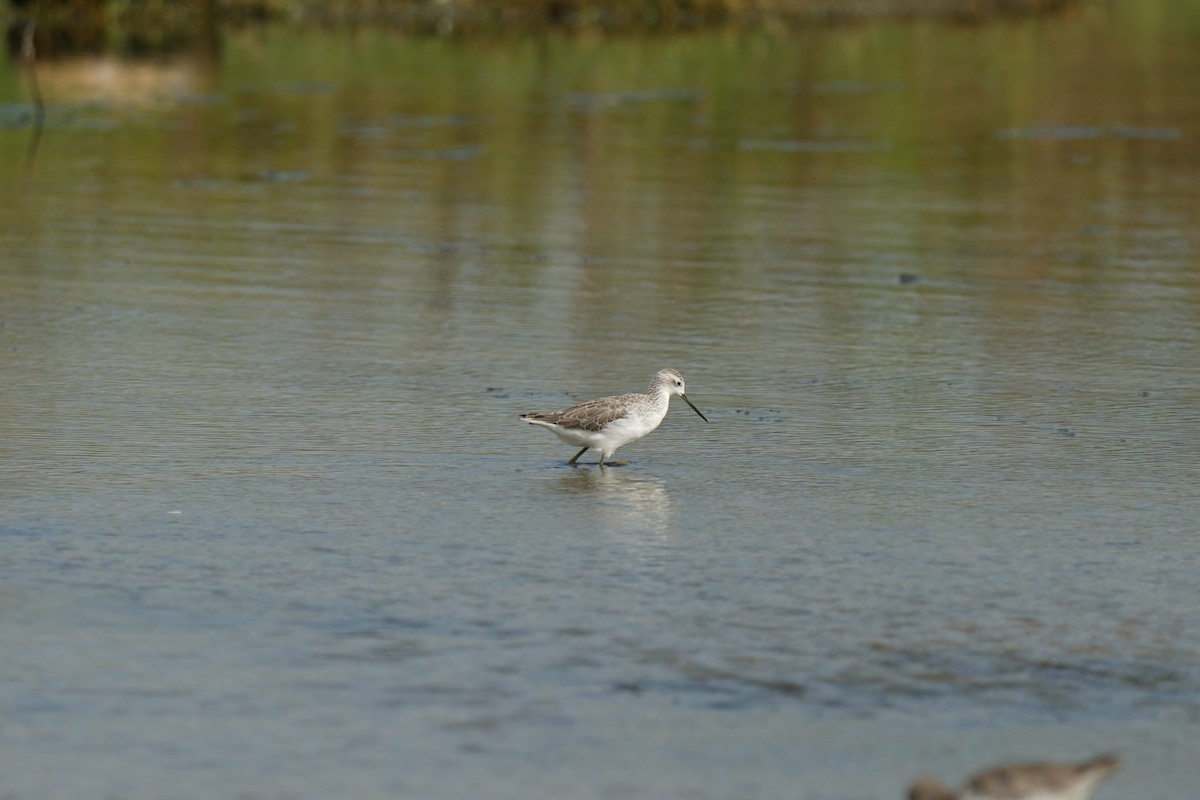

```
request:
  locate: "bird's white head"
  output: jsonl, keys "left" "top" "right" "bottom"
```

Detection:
{"left": 651, "top": 368, "right": 708, "bottom": 422}
{"left": 651, "top": 368, "right": 688, "bottom": 397}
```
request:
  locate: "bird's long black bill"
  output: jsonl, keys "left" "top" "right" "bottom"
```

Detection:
{"left": 681, "top": 393, "right": 709, "bottom": 423}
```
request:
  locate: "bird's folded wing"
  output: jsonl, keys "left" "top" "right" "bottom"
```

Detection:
{"left": 537, "top": 395, "right": 634, "bottom": 432}
{"left": 967, "top": 764, "right": 1074, "bottom": 796}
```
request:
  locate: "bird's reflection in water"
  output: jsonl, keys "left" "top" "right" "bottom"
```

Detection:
{"left": 554, "top": 467, "right": 673, "bottom": 542}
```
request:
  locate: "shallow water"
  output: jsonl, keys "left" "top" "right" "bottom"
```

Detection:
{"left": 2, "top": 4, "right": 1200, "bottom": 798}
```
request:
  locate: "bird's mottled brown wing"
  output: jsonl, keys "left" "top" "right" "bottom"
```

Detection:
{"left": 522, "top": 394, "right": 636, "bottom": 432}
{"left": 966, "top": 765, "right": 1053, "bottom": 796}
{"left": 966, "top": 761, "right": 1093, "bottom": 796}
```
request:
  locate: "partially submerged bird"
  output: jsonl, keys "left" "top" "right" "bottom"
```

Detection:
{"left": 520, "top": 368, "right": 708, "bottom": 467}
{"left": 908, "top": 754, "right": 1119, "bottom": 800}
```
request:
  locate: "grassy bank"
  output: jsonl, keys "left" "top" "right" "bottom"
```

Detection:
{"left": 1, "top": 0, "right": 1094, "bottom": 59}
{"left": 8, "top": 0, "right": 1091, "bottom": 35}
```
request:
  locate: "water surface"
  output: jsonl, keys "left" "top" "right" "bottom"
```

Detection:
{"left": 2, "top": 5, "right": 1199, "bottom": 799}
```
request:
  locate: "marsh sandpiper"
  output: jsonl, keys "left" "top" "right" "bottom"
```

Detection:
{"left": 520, "top": 368, "right": 708, "bottom": 467}
{"left": 908, "top": 753, "right": 1118, "bottom": 800}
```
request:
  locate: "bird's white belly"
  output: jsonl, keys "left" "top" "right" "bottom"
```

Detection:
{"left": 596, "top": 412, "right": 663, "bottom": 450}
{"left": 543, "top": 424, "right": 607, "bottom": 448}
{"left": 535, "top": 407, "right": 666, "bottom": 453}
{"left": 962, "top": 789, "right": 1090, "bottom": 800}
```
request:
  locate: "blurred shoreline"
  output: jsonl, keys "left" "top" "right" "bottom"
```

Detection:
{"left": 5, "top": 0, "right": 1091, "bottom": 56}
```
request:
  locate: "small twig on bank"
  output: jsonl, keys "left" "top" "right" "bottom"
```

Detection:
{"left": 21, "top": 20, "right": 46, "bottom": 187}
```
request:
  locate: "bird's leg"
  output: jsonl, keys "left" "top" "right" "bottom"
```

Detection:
{"left": 568, "top": 447, "right": 588, "bottom": 465}
{"left": 600, "top": 452, "right": 628, "bottom": 468}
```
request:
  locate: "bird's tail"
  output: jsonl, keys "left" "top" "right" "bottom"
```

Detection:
{"left": 1081, "top": 754, "right": 1118, "bottom": 773}
{"left": 1076, "top": 754, "right": 1120, "bottom": 788}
